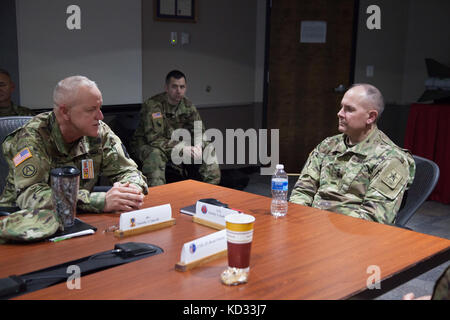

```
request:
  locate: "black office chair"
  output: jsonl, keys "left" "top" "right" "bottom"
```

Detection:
{"left": 0, "top": 116, "right": 33, "bottom": 194}
{"left": 395, "top": 155, "right": 440, "bottom": 228}
{"left": 0, "top": 116, "right": 33, "bottom": 216}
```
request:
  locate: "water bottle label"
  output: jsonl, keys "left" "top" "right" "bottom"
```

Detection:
{"left": 272, "top": 180, "right": 288, "bottom": 191}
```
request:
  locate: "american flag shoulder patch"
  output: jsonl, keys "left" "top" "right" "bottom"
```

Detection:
{"left": 13, "top": 147, "right": 33, "bottom": 167}
{"left": 152, "top": 112, "right": 162, "bottom": 119}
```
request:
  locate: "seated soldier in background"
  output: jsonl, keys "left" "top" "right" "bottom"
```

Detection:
{"left": 130, "top": 70, "right": 220, "bottom": 187}
{"left": 289, "top": 84, "right": 415, "bottom": 224}
{"left": 0, "top": 69, "right": 35, "bottom": 116}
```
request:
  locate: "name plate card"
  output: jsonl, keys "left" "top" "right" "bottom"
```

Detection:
{"left": 114, "top": 204, "right": 175, "bottom": 238}
{"left": 119, "top": 204, "right": 172, "bottom": 231}
{"left": 193, "top": 201, "right": 240, "bottom": 229}
{"left": 175, "top": 229, "right": 227, "bottom": 271}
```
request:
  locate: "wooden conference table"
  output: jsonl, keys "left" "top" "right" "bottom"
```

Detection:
{"left": 1, "top": 180, "right": 449, "bottom": 300}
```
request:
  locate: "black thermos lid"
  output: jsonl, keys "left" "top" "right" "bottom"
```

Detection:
{"left": 50, "top": 166, "right": 80, "bottom": 177}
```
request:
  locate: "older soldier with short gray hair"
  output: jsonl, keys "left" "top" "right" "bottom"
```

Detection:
{"left": 289, "top": 84, "right": 415, "bottom": 224}
{"left": 0, "top": 76, "right": 148, "bottom": 242}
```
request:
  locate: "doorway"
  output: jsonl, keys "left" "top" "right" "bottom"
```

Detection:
{"left": 264, "top": 0, "right": 359, "bottom": 173}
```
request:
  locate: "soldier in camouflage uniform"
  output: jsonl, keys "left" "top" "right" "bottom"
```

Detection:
{"left": 290, "top": 84, "right": 415, "bottom": 224}
{"left": 130, "top": 70, "right": 220, "bottom": 186}
{"left": 0, "top": 76, "right": 148, "bottom": 242}
{"left": 0, "top": 209, "right": 60, "bottom": 243}
{"left": 0, "top": 69, "right": 35, "bottom": 116}
{"left": 403, "top": 265, "right": 449, "bottom": 300}
{"left": 431, "top": 265, "right": 450, "bottom": 300}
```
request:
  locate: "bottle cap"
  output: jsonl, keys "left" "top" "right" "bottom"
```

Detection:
{"left": 276, "top": 164, "right": 284, "bottom": 170}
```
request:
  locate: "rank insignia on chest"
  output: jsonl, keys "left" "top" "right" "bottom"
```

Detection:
{"left": 81, "top": 159, "right": 94, "bottom": 179}
{"left": 152, "top": 112, "right": 162, "bottom": 119}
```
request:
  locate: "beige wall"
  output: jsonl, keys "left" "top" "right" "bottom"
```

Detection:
{"left": 141, "top": 0, "right": 265, "bottom": 107}
{"left": 355, "top": 0, "right": 450, "bottom": 105}
{"left": 16, "top": 0, "right": 143, "bottom": 107}
{"left": 354, "top": 0, "right": 410, "bottom": 104}
{"left": 401, "top": 0, "right": 450, "bottom": 103}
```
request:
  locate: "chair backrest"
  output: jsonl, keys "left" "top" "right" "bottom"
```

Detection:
{"left": 395, "top": 155, "right": 440, "bottom": 227}
{"left": 0, "top": 116, "right": 33, "bottom": 194}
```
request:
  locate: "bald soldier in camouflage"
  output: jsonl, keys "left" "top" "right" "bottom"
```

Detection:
{"left": 130, "top": 70, "right": 220, "bottom": 186}
{"left": 0, "top": 76, "right": 148, "bottom": 242}
{"left": 0, "top": 69, "right": 35, "bottom": 116}
{"left": 289, "top": 84, "right": 415, "bottom": 224}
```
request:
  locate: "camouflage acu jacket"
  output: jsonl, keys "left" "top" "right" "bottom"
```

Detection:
{"left": 0, "top": 111, "right": 148, "bottom": 213}
{"left": 130, "top": 92, "right": 204, "bottom": 161}
{"left": 432, "top": 266, "right": 450, "bottom": 300}
{"left": 289, "top": 127, "right": 415, "bottom": 224}
{"left": 0, "top": 102, "right": 35, "bottom": 117}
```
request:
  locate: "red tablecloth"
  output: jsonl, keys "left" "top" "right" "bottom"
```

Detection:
{"left": 404, "top": 103, "right": 450, "bottom": 204}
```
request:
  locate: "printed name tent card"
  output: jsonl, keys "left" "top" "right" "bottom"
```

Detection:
{"left": 175, "top": 229, "right": 227, "bottom": 272}
{"left": 119, "top": 204, "right": 172, "bottom": 231}
{"left": 114, "top": 204, "right": 175, "bottom": 238}
{"left": 192, "top": 200, "right": 240, "bottom": 230}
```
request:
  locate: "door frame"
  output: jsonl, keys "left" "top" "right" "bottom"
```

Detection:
{"left": 261, "top": 0, "right": 361, "bottom": 130}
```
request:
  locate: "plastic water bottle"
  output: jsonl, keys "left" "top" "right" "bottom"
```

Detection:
{"left": 271, "top": 164, "right": 288, "bottom": 217}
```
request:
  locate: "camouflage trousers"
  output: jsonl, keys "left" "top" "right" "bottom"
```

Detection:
{"left": 142, "top": 147, "right": 221, "bottom": 187}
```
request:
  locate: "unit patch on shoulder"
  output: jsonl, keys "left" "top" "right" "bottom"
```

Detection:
{"left": 22, "top": 164, "right": 37, "bottom": 178}
{"left": 372, "top": 158, "right": 408, "bottom": 200}
{"left": 13, "top": 148, "right": 32, "bottom": 167}
{"left": 381, "top": 168, "right": 402, "bottom": 190}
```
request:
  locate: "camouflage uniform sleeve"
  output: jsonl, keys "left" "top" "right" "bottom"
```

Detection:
{"left": 98, "top": 123, "right": 148, "bottom": 193}
{"left": 17, "top": 106, "right": 36, "bottom": 116}
{"left": 352, "top": 154, "right": 415, "bottom": 224}
{"left": 4, "top": 132, "right": 110, "bottom": 213}
{"left": 189, "top": 106, "right": 206, "bottom": 148}
{"left": 144, "top": 99, "right": 173, "bottom": 154}
{"left": 0, "top": 209, "right": 61, "bottom": 243}
{"left": 76, "top": 190, "right": 107, "bottom": 213}
{"left": 6, "top": 133, "right": 54, "bottom": 210}
{"left": 130, "top": 102, "right": 152, "bottom": 161}
{"left": 131, "top": 99, "right": 177, "bottom": 159}
{"left": 289, "top": 144, "right": 324, "bottom": 206}
{"left": 432, "top": 266, "right": 450, "bottom": 300}
{"left": 9, "top": 103, "right": 35, "bottom": 116}
{"left": 78, "top": 125, "right": 148, "bottom": 213}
